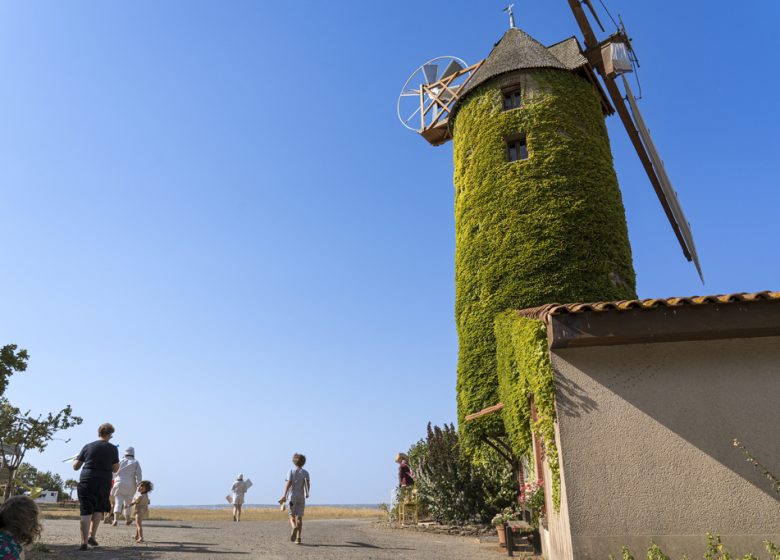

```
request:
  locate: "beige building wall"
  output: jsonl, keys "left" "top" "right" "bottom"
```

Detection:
{"left": 550, "top": 335, "right": 780, "bottom": 559}
{"left": 540, "top": 420, "right": 573, "bottom": 560}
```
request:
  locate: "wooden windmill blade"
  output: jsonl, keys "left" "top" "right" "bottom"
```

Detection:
{"left": 621, "top": 75, "right": 703, "bottom": 282}
{"left": 581, "top": 0, "right": 606, "bottom": 32}
{"left": 566, "top": 0, "right": 704, "bottom": 282}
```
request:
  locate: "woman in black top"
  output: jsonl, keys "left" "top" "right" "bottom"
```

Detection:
{"left": 73, "top": 423, "right": 119, "bottom": 551}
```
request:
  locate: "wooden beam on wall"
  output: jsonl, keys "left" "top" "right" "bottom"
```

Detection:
{"left": 464, "top": 402, "right": 505, "bottom": 422}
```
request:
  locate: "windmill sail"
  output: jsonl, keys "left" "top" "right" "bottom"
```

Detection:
{"left": 565, "top": 0, "right": 703, "bottom": 282}
{"left": 440, "top": 59, "right": 464, "bottom": 80}
{"left": 422, "top": 64, "right": 439, "bottom": 84}
{"left": 622, "top": 75, "right": 703, "bottom": 282}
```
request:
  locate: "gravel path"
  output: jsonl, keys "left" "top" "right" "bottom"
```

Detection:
{"left": 29, "top": 518, "right": 503, "bottom": 559}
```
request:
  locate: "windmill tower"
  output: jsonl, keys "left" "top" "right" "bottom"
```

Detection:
{"left": 397, "top": 4, "right": 701, "bottom": 433}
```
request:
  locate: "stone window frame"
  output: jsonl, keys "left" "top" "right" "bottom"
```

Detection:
{"left": 502, "top": 85, "right": 523, "bottom": 111}
{"left": 505, "top": 133, "right": 528, "bottom": 162}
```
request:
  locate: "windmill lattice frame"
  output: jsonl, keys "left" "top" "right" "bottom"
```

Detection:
{"left": 397, "top": 58, "right": 485, "bottom": 146}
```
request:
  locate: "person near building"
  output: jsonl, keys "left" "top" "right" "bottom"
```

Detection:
{"left": 395, "top": 453, "right": 415, "bottom": 488}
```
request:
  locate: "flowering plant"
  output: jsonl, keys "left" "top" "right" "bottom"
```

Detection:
{"left": 491, "top": 507, "right": 521, "bottom": 526}
{"left": 518, "top": 481, "right": 545, "bottom": 529}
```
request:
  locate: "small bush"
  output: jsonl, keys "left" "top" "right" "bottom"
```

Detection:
{"left": 609, "top": 534, "right": 778, "bottom": 560}
{"left": 647, "top": 542, "right": 671, "bottom": 560}
{"left": 408, "top": 422, "right": 515, "bottom": 524}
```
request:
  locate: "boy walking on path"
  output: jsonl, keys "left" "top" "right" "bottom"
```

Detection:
{"left": 279, "top": 453, "right": 310, "bottom": 545}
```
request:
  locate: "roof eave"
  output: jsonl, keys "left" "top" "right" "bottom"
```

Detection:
{"left": 517, "top": 291, "right": 780, "bottom": 349}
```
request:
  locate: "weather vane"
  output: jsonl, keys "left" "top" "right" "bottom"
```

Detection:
{"left": 503, "top": 4, "right": 516, "bottom": 29}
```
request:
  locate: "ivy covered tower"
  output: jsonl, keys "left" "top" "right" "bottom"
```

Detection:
{"left": 448, "top": 28, "right": 638, "bottom": 434}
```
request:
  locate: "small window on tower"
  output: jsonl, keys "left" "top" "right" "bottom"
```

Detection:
{"left": 502, "top": 87, "right": 522, "bottom": 110}
{"left": 505, "top": 135, "right": 528, "bottom": 162}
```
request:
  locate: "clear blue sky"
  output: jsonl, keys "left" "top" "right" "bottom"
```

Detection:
{"left": 1, "top": 1, "right": 778, "bottom": 506}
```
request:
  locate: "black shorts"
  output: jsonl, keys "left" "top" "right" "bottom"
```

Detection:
{"left": 77, "top": 477, "right": 112, "bottom": 516}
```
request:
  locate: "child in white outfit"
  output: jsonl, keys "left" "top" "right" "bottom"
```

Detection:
{"left": 230, "top": 474, "right": 252, "bottom": 522}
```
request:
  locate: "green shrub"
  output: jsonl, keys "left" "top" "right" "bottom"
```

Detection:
{"left": 408, "top": 423, "right": 516, "bottom": 524}
{"left": 469, "top": 444, "right": 518, "bottom": 519}
{"left": 647, "top": 542, "right": 672, "bottom": 560}
{"left": 494, "top": 311, "right": 561, "bottom": 508}
{"left": 767, "top": 540, "right": 780, "bottom": 560}
{"left": 608, "top": 534, "right": 778, "bottom": 560}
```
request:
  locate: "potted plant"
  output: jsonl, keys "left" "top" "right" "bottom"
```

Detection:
{"left": 491, "top": 508, "right": 520, "bottom": 547}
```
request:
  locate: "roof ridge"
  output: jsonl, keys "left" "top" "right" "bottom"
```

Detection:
{"left": 545, "top": 35, "right": 580, "bottom": 49}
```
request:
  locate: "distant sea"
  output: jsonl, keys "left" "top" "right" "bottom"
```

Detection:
{"left": 154, "top": 504, "right": 379, "bottom": 510}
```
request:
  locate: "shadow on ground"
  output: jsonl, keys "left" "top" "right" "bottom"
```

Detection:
{"left": 28, "top": 542, "right": 249, "bottom": 559}
{"left": 297, "top": 541, "right": 412, "bottom": 550}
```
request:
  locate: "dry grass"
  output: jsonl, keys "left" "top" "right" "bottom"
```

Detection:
{"left": 38, "top": 504, "right": 386, "bottom": 522}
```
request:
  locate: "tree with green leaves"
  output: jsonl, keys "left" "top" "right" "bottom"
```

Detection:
{"left": 0, "top": 398, "right": 82, "bottom": 499}
{"left": 0, "top": 345, "right": 28, "bottom": 397}
{"left": 65, "top": 478, "right": 79, "bottom": 500}
{"left": 14, "top": 463, "right": 67, "bottom": 500}
{"left": 408, "top": 422, "right": 515, "bottom": 524}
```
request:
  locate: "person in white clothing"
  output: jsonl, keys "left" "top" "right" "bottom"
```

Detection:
{"left": 230, "top": 474, "right": 252, "bottom": 522}
{"left": 110, "top": 447, "right": 142, "bottom": 526}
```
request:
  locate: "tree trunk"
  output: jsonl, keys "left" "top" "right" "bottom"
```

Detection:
{"left": 479, "top": 435, "right": 526, "bottom": 505}
{"left": 4, "top": 467, "right": 16, "bottom": 500}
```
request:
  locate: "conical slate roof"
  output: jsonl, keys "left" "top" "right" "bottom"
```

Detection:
{"left": 457, "top": 28, "right": 585, "bottom": 100}
{"left": 547, "top": 36, "right": 589, "bottom": 70}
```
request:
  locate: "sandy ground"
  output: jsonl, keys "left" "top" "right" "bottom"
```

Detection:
{"left": 39, "top": 506, "right": 384, "bottom": 523}
{"left": 28, "top": 518, "right": 504, "bottom": 560}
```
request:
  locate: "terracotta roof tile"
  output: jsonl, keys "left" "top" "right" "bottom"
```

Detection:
{"left": 518, "top": 291, "right": 780, "bottom": 322}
